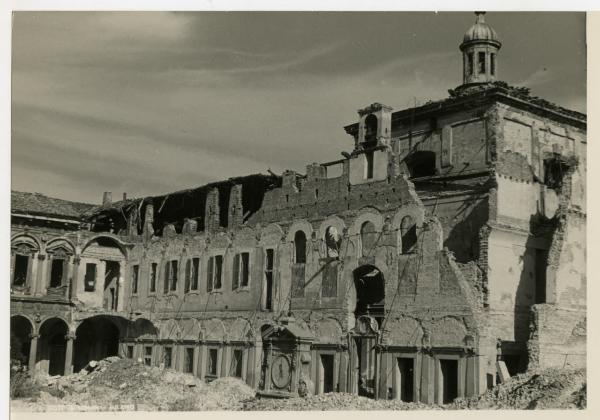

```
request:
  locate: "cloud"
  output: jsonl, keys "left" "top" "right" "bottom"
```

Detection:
{"left": 11, "top": 12, "right": 586, "bottom": 203}
{"left": 517, "top": 66, "right": 556, "bottom": 88}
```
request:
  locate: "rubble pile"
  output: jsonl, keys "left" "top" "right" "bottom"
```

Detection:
{"left": 11, "top": 358, "right": 585, "bottom": 411}
{"left": 451, "top": 367, "right": 586, "bottom": 410}
{"left": 12, "top": 356, "right": 255, "bottom": 411}
{"left": 243, "top": 394, "right": 438, "bottom": 411}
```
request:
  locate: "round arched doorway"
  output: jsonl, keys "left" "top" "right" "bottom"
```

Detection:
{"left": 39, "top": 318, "right": 69, "bottom": 376}
{"left": 73, "top": 316, "right": 121, "bottom": 372}
{"left": 11, "top": 315, "right": 33, "bottom": 368}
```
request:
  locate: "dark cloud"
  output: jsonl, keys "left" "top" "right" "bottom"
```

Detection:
{"left": 11, "top": 11, "right": 586, "bottom": 204}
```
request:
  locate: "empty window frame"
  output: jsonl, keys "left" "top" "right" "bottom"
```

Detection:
{"left": 143, "top": 346, "right": 152, "bottom": 366}
{"left": 13, "top": 254, "right": 29, "bottom": 286}
{"left": 49, "top": 258, "right": 65, "bottom": 288}
{"left": 126, "top": 345, "right": 134, "bottom": 359}
{"left": 131, "top": 264, "right": 139, "bottom": 295}
{"left": 325, "top": 226, "right": 342, "bottom": 258}
{"left": 360, "top": 221, "right": 377, "bottom": 257}
{"left": 185, "top": 259, "right": 191, "bottom": 293}
{"left": 207, "top": 255, "right": 223, "bottom": 292}
{"left": 467, "top": 52, "right": 474, "bottom": 76}
{"left": 230, "top": 349, "right": 243, "bottom": 378}
{"left": 191, "top": 258, "right": 199, "bottom": 291}
{"left": 207, "top": 348, "right": 218, "bottom": 376}
{"left": 364, "top": 114, "right": 378, "bottom": 144}
{"left": 184, "top": 258, "right": 199, "bottom": 293}
{"left": 232, "top": 252, "right": 250, "bottom": 290}
{"left": 294, "top": 231, "right": 307, "bottom": 264}
{"left": 478, "top": 51, "right": 486, "bottom": 74}
{"left": 490, "top": 53, "right": 496, "bottom": 75}
{"left": 263, "top": 248, "right": 275, "bottom": 311}
{"left": 400, "top": 216, "right": 417, "bottom": 254}
{"left": 84, "top": 263, "right": 97, "bottom": 292}
{"left": 163, "top": 346, "right": 173, "bottom": 369}
{"left": 183, "top": 347, "right": 194, "bottom": 373}
{"left": 164, "top": 260, "right": 178, "bottom": 293}
{"left": 149, "top": 262, "right": 157, "bottom": 293}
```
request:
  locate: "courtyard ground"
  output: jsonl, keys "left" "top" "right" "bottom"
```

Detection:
{"left": 10, "top": 356, "right": 586, "bottom": 411}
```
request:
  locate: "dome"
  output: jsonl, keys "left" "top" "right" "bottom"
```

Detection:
{"left": 461, "top": 12, "right": 501, "bottom": 48}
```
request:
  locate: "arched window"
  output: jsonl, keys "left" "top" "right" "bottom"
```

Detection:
{"left": 325, "top": 226, "right": 342, "bottom": 258}
{"left": 401, "top": 216, "right": 417, "bottom": 254}
{"left": 360, "top": 221, "right": 377, "bottom": 257}
{"left": 364, "top": 114, "right": 378, "bottom": 144}
{"left": 294, "top": 231, "right": 307, "bottom": 264}
{"left": 405, "top": 151, "right": 436, "bottom": 178}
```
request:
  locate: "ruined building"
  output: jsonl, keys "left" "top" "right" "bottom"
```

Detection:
{"left": 10, "top": 12, "right": 586, "bottom": 404}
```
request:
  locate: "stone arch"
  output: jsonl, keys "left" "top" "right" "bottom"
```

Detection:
{"left": 226, "top": 318, "right": 256, "bottom": 342}
{"left": 392, "top": 205, "right": 424, "bottom": 255}
{"left": 159, "top": 319, "right": 183, "bottom": 341}
{"left": 259, "top": 223, "right": 285, "bottom": 246}
{"left": 383, "top": 316, "right": 424, "bottom": 347}
{"left": 73, "top": 315, "right": 122, "bottom": 372}
{"left": 428, "top": 317, "right": 469, "bottom": 348}
{"left": 348, "top": 210, "right": 383, "bottom": 240}
{"left": 81, "top": 234, "right": 129, "bottom": 258}
{"left": 202, "top": 318, "right": 226, "bottom": 342}
{"left": 285, "top": 220, "right": 313, "bottom": 243}
{"left": 45, "top": 238, "right": 76, "bottom": 255}
{"left": 11, "top": 315, "right": 34, "bottom": 367}
{"left": 179, "top": 318, "right": 202, "bottom": 341}
{"left": 38, "top": 317, "right": 71, "bottom": 375}
{"left": 130, "top": 318, "right": 159, "bottom": 340}
{"left": 11, "top": 233, "right": 41, "bottom": 251}
{"left": 314, "top": 318, "right": 343, "bottom": 344}
{"left": 39, "top": 314, "right": 72, "bottom": 332}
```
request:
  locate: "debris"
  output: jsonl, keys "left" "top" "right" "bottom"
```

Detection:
{"left": 11, "top": 358, "right": 585, "bottom": 412}
{"left": 451, "top": 367, "right": 586, "bottom": 409}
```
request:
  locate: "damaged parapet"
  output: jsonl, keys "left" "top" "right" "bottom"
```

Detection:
{"left": 205, "top": 188, "right": 220, "bottom": 233}
{"left": 143, "top": 202, "right": 154, "bottom": 239}
{"left": 228, "top": 184, "right": 244, "bottom": 228}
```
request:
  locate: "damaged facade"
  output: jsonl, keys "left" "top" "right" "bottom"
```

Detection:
{"left": 11, "top": 12, "right": 586, "bottom": 404}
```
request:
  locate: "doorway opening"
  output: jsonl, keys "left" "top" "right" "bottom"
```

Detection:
{"left": 440, "top": 359, "right": 458, "bottom": 404}
{"left": 320, "top": 354, "right": 335, "bottom": 393}
{"left": 396, "top": 357, "right": 414, "bottom": 402}
{"left": 11, "top": 316, "right": 32, "bottom": 368}
{"left": 39, "top": 318, "right": 69, "bottom": 376}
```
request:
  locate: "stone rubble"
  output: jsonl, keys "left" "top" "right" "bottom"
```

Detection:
{"left": 11, "top": 357, "right": 586, "bottom": 411}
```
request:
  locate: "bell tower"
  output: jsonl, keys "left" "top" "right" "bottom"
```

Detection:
{"left": 459, "top": 12, "right": 501, "bottom": 86}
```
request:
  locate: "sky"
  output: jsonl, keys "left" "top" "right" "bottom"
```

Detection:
{"left": 11, "top": 11, "right": 586, "bottom": 204}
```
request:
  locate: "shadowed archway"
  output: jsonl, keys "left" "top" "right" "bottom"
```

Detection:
{"left": 73, "top": 316, "right": 121, "bottom": 372}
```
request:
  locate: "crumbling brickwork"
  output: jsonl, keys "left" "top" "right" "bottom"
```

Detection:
{"left": 10, "top": 14, "right": 586, "bottom": 404}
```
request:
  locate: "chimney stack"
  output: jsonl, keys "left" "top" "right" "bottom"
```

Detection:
{"left": 102, "top": 191, "right": 112, "bottom": 206}
{"left": 123, "top": 192, "right": 128, "bottom": 201}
